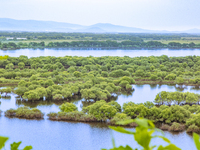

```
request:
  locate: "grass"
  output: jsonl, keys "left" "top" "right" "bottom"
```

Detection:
{"left": 2, "top": 38, "right": 200, "bottom": 45}
{"left": 144, "top": 39, "right": 200, "bottom": 44}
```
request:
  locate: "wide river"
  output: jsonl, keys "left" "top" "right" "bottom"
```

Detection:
{"left": 0, "top": 48, "right": 200, "bottom": 57}
{"left": 0, "top": 48, "right": 200, "bottom": 150}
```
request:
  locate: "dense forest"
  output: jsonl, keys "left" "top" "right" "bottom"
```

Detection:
{"left": 1, "top": 55, "right": 200, "bottom": 133}
{"left": 0, "top": 40, "right": 199, "bottom": 49}
{"left": 0, "top": 32, "right": 187, "bottom": 40}
{"left": 1, "top": 32, "right": 200, "bottom": 49}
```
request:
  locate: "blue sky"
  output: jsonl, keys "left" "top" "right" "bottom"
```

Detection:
{"left": 0, "top": 0, "right": 199, "bottom": 31}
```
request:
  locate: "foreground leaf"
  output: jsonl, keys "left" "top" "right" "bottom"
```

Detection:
{"left": 109, "top": 126, "right": 135, "bottom": 135}
{"left": 11, "top": 141, "right": 22, "bottom": 150}
{"left": 102, "top": 145, "right": 133, "bottom": 150}
{"left": 193, "top": 133, "right": 200, "bottom": 150}
{"left": 117, "top": 119, "right": 134, "bottom": 125}
{"left": 157, "top": 144, "right": 181, "bottom": 150}
{"left": 23, "top": 145, "right": 33, "bottom": 150}
{"left": 0, "top": 136, "right": 9, "bottom": 149}
{"left": 153, "top": 136, "right": 170, "bottom": 143}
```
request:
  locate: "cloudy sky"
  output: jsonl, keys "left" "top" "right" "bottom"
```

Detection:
{"left": 0, "top": 0, "right": 199, "bottom": 31}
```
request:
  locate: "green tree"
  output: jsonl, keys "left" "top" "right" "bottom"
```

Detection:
{"left": 59, "top": 102, "right": 77, "bottom": 112}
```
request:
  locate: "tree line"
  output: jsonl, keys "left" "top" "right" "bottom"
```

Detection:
{"left": 1, "top": 32, "right": 190, "bottom": 41}
{"left": 1, "top": 40, "right": 200, "bottom": 49}
{"left": 1, "top": 55, "right": 200, "bottom": 101}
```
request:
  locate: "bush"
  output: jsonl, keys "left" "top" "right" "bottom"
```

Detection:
{"left": 47, "top": 112, "right": 57, "bottom": 120}
{"left": 5, "top": 109, "right": 17, "bottom": 117}
{"left": 150, "top": 74, "right": 158, "bottom": 81}
{"left": 83, "top": 100, "right": 118, "bottom": 121}
{"left": 187, "top": 124, "right": 200, "bottom": 133}
{"left": 169, "top": 122, "right": 185, "bottom": 132}
{"left": 48, "top": 111, "right": 98, "bottom": 122}
{"left": 164, "top": 73, "right": 176, "bottom": 80}
{"left": 59, "top": 102, "right": 78, "bottom": 113}
{"left": 5, "top": 107, "right": 43, "bottom": 119}
{"left": 110, "top": 113, "right": 131, "bottom": 125}
{"left": 160, "top": 124, "right": 170, "bottom": 131}
{"left": 53, "top": 94, "right": 63, "bottom": 100}
{"left": 186, "top": 113, "right": 200, "bottom": 127}
{"left": 160, "top": 105, "right": 191, "bottom": 123}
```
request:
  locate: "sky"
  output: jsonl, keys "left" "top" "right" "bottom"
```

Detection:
{"left": 0, "top": 0, "right": 200, "bottom": 31}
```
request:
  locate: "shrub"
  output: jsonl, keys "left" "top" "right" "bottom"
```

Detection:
{"left": 169, "top": 122, "right": 185, "bottom": 132}
{"left": 47, "top": 112, "right": 58, "bottom": 120}
{"left": 160, "top": 105, "right": 191, "bottom": 124}
{"left": 59, "top": 102, "right": 78, "bottom": 113}
{"left": 186, "top": 113, "right": 200, "bottom": 127}
{"left": 49, "top": 111, "right": 98, "bottom": 122}
{"left": 160, "top": 124, "right": 170, "bottom": 131}
{"left": 5, "top": 107, "right": 43, "bottom": 119}
{"left": 53, "top": 94, "right": 63, "bottom": 100}
{"left": 5, "top": 109, "right": 17, "bottom": 117}
{"left": 110, "top": 113, "right": 131, "bottom": 125}
{"left": 187, "top": 124, "right": 200, "bottom": 133}
{"left": 83, "top": 100, "right": 118, "bottom": 121}
{"left": 164, "top": 73, "right": 176, "bottom": 80}
{"left": 150, "top": 74, "right": 158, "bottom": 81}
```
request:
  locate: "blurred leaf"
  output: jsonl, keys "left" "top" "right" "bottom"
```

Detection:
{"left": 23, "top": 145, "right": 33, "bottom": 150}
{"left": 116, "top": 119, "right": 134, "bottom": 125}
{"left": 193, "top": 133, "right": 200, "bottom": 150}
{"left": 102, "top": 145, "right": 133, "bottom": 150}
{"left": 157, "top": 144, "right": 181, "bottom": 150}
{"left": 11, "top": 141, "right": 22, "bottom": 150}
{"left": 109, "top": 126, "right": 135, "bottom": 135}
{"left": 153, "top": 136, "right": 171, "bottom": 143}
{"left": 0, "top": 136, "right": 9, "bottom": 149}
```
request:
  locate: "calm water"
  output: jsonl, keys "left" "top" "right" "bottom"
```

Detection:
{"left": 0, "top": 84, "right": 199, "bottom": 150}
{"left": 0, "top": 48, "right": 200, "bottom": 57}
{"left": 0, "top": 48, "right": 200, "bottom": 150}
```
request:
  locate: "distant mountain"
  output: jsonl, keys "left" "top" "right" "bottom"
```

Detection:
{"left": 0, "top": 18, "right": 200, "bottom": 33}
{"left": 0, "top": 18, "right": 83, "bottom": 32}
{"left": 183, "top": 28, "right": 200, "bottom": 33}
{"left": 0, "top": 18, "right": 155, "bottom": 33}
{"left": 88, "top": 23, "right": 151, "bottom": 33}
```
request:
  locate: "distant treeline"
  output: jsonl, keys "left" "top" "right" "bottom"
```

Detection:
{"left": 0, "top": 40, "right": 199, "bottom": 49}
{"left": 0, "top": 32, "right": 194, "bottom": 41}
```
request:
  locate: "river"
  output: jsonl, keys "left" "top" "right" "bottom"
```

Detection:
{"left": 0, "top": 84, "right": 199, "bottom": 150}
{"left": 0, "top": 48, "right": 200, "bottom": 150}
{"left": 0, "top": 48, "right": 200, "bottom": 58}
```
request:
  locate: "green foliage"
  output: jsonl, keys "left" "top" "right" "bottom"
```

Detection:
{"left": 0, "top": 136, "right": 32, "bottom": 150}
{"left": 59, "top": 102, "right": 78, "bottom": 112}
{"left": 104, "top": 118, "right": 181, "bottom": 150}
{"left": 5, "top": 107, "right": 43, "bottom": 119}
{"left": 186, "top": 113, "right": 200, "bottom": 127}
{"left": 18, "top": 62, "right": 25, "bottom": 69}
{"left": 160, "top": 105, "right": 190, "bottom": 124}
{"left": 53, "top": 94, "right": 63, "bottom": 100}
{"left": 155, "top": 91, "right": 198, "bottom": 105}
{"left": 83, "top": 100, "right": 119, "bottom": 121}
{"left": 175, "top": 77, "right": 184, "bottom": 84}
{"left": 110, "top": 113, "right": 131, "bottom": 125}
{"left": 143, "top": 101, "right": 154, "bottom": 109}
{"left": 0, "top": 136, "right": 9, "bottom": 149}
{"left": 187, "top": 124, "right": 200, "bottom": 133}
{"left": 193, "top": 133, "right": 200, "bottom": 150}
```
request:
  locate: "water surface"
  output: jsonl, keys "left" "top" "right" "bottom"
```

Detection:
{"left": 1, "top": 48, "right": 200, "bottom": 57}
{"left": 0, "top": 84, "right": 199, "bottom": 150}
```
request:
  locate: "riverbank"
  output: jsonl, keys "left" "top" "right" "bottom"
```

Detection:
{"left": 1, "top": 40, "right": 200, "bottom": 50}
{"left": 3, "top": 98, "right": 200, "bottom": 133}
